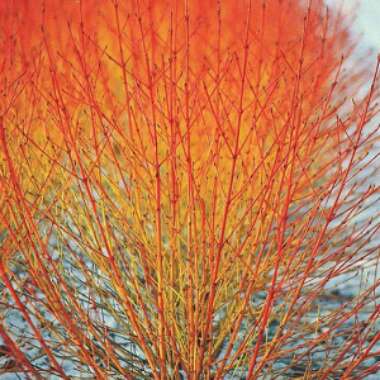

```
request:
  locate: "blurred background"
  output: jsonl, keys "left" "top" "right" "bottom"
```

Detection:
{"left": 328, "top": 0, "right": 380, "bottom": 57}
{"left": 351, "top": 0, "right": 379, "bottom": 55}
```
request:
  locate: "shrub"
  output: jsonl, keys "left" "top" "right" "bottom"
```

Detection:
{"left": 0, "top": 0, "right": 379, "bottom": 378}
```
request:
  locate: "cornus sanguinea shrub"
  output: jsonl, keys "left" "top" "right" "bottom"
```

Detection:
{"left": 0, "top": 0, "right": 379, "bottom": 378}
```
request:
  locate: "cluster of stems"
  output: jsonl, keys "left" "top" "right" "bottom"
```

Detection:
{"left": 0, "top": 0, "right": 379, "bottom": 378}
